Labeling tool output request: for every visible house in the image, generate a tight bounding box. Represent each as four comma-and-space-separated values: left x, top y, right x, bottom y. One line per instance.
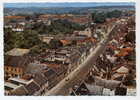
115, 47, 133, 57
115, 87, 127, 95
116, 66, 129, 74
103, 88, 115, 96
111, 62, 130, 81
25, 63, 46, 74
8, 77, 29, 86
9, 85, 28, 95
70, 81, 103, 96
7, 79, 41, 96
60, 40, 72, 46
5, 74, 48, 96
77, 28, 92, 37
24, 63, 49, 95
4, 25, 12, 28
112, 73, 124, 81
25, 80, 40, 95
39, 35, 54, 44
74, 82, 90, 95
43, 68, 57, 89
46, 62, 68, 82
85, 83, 103, 95
4, 48, 30, 79
4, 77, 30, 95
93, 77, 121, 90
12, 27, 24, 32
41, 50, 71, 64
4, 82, 19, 95
32, 73, 48, 95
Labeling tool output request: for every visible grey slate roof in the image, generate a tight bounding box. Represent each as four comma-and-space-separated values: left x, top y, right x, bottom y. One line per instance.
10, 85, 28, 96
25, 80, 40, 95
33, 73, 47, 87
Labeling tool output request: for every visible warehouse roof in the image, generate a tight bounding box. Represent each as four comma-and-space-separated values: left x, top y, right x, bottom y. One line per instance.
6, 48, 30, 56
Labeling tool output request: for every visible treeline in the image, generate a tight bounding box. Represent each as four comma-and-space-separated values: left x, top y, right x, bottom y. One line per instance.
31, 19, 86, 35
92, 10, 122, 23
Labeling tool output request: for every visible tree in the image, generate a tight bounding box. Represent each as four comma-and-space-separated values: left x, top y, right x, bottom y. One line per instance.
31, 19, 86, 35
29, 42, 49, 56
92, 12, 106, 23
4, 28, 41, 52
30, 45, 41, 55
49, 39, 63, 49
106, 10, 122, 18
91, 10, 122, 24
4, 28, 15, 52
22, 30, 41, 48
125, 30, 135, 43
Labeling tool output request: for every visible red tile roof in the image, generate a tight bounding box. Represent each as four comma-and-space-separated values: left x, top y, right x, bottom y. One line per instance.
5, 16, 25, 19
60, 40, 71, 45
115, 47, 133, 57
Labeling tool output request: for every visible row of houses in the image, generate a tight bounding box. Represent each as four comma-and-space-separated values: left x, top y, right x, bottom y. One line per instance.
68, 16, 136, 96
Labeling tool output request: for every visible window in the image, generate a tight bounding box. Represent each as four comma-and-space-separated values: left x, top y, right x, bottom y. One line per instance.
6, 67, 8, 71
19, 69, 22, 73
11, 74, 14, 77
14, 68, 16, 72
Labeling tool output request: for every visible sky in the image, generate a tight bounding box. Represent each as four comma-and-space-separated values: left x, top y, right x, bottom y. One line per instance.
4, 2, 135, 8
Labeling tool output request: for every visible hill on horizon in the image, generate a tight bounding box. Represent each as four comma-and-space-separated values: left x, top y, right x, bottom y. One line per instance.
4, 2, 135, 8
